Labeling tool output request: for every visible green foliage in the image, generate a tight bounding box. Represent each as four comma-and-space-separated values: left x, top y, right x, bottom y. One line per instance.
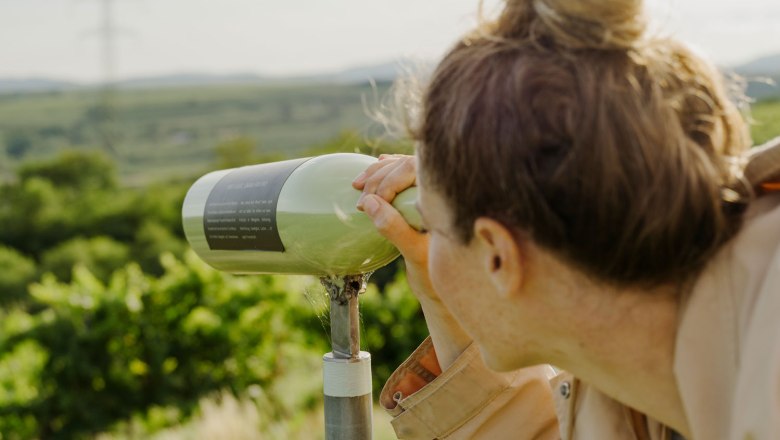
141, 186, 186, 237
40, 236, 130, 282
4, 131, 33, 159
0, 153, 188, 260
0, 246, 36, 306
19, 150, 117, 190
305, 129, 414, 157
131, 221, 187, 276
0, 253, 327, 439
214, 136, 257, 169
751, 99, 780, 145
0, 136, 432, 439
213, 136, 285, 169
0, 248, 429, 439
0, 339, 46, 439
0, 83, 394, 183
0, 177, 64, 255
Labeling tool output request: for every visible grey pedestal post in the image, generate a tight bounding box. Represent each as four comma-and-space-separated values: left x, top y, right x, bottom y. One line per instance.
321, 275, 373, 440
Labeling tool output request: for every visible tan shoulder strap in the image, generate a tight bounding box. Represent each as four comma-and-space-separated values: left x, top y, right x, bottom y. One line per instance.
745, 136, 780, 194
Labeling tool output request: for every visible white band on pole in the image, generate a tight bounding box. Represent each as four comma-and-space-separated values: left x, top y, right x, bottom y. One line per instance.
323, 352, 372, 397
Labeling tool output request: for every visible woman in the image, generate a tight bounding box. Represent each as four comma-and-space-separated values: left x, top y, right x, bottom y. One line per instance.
353, 0, 780, 438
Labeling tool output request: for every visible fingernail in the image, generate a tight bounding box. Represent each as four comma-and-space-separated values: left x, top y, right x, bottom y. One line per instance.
362, 195, 380, 216
356, 193, 365, 210
353, 172, 366, 184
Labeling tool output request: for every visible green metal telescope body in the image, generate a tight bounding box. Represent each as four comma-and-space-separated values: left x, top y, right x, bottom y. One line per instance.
182, 153, 421, 276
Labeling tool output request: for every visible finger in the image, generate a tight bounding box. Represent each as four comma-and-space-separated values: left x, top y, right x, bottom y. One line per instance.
359, 194, 428, 264
352, 158, 399, 189
376, 157, 417, 201
379, 153, 405, 161
360, 163, 397, 199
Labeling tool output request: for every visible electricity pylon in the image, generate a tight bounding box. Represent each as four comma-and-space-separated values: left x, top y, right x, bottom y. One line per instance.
82, 0, 127, 154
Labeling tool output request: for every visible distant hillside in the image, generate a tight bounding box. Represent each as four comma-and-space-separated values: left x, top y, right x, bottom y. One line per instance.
0, 60, 427, 95
118, 73, 269, 89
0, 74, 777, 186
735, 53, 780, 75
0, 78, 77, 94
734, 53, 780, 101
3, 53, 777, 98
743, 78, 779, 102
327, 61, 402, 83
306, 60, 431, 84
0, 81, 396, 184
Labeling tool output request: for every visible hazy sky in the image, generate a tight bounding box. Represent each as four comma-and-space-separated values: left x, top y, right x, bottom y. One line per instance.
1, 0, 779, 82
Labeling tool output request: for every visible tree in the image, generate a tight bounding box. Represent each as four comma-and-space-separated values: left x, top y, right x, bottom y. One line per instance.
213, 136, 258, 169
5, 132, 33, 159
18, 149, 117, 190
305, 130, 414, 157
40, 236, 130, 282
0, 246, 36, 305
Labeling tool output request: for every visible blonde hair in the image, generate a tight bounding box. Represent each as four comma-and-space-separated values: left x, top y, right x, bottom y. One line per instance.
409, 0, 751, 287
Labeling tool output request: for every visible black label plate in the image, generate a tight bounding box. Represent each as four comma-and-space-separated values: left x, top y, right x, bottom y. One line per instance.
203, 158, 309, 251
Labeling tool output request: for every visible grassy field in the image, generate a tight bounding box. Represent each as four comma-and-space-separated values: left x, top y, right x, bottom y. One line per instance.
0, 82, 393, 184
0, 84, 778, 185
751, 98, 780, 145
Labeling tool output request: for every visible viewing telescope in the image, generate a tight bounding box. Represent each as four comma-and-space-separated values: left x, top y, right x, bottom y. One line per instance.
182, 152, 422, 440
182, 153, 421, 276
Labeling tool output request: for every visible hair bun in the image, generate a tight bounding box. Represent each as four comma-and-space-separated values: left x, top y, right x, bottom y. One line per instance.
497, 0, 646, 50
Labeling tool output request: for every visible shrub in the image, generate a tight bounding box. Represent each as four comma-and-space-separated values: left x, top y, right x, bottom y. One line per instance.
131, 221, 186, 276
4, 131, 33, 159
40, 236, 130, 282
304, 130, 414, 157
0, 252, 326, 439
0, 151, 188, 259
0, 177, 68, 256
0, 246, 36, 306
18, 150, 117, 191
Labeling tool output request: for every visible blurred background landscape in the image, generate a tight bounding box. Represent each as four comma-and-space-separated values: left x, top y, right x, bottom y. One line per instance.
1, 0, 779, 438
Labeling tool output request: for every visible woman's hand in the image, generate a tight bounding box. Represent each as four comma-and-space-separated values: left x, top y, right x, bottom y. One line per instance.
353, 154, 434, 300
353, 155, 426, 263
353, 154, 472, 370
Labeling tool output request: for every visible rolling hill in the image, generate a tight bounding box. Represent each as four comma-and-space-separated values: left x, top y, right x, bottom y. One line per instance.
734, 53, 780, 101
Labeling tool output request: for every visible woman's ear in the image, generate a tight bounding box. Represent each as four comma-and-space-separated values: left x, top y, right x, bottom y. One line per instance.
473, 218, 524, 299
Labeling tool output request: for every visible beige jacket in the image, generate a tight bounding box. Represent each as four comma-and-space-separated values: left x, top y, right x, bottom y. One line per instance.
380, 142, 780, 440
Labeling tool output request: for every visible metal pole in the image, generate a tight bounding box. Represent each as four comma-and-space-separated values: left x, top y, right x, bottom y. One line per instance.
97, 0, 117, 153
321, 275, 373, 440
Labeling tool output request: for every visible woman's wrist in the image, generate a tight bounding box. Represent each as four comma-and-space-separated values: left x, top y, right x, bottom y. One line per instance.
404, 264, 472, 369
418, 296, 473, 370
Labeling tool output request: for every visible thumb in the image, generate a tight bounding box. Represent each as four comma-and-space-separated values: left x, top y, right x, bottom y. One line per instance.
360, 194, 427, 263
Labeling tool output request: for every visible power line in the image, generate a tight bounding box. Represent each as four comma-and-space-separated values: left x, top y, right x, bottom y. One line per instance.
82, 0, 131, 154
100, 0, 117, 86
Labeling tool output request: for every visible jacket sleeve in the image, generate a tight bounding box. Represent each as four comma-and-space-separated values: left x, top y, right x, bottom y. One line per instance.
728, 216, 780, 440
379, 337, 560, 439
380, 337, 675, 440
